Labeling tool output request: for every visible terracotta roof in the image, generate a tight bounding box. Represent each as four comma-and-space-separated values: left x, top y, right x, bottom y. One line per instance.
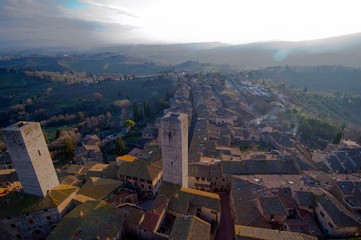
169, 215, 211, 240
125, 207, 144, 225
117, 158, 162, 181
158, 181, 182, 197
73, 194, 94, 206
285, 209, 322, 236
0, 168, 18, 183
78, 177, 122, 200
61, 175, 80, 186
85, 164, 119, 180
127, 148, 143, 156
0, 184, 78, 218
151, 194, 169, 214
335, 181, 361, 196
88, 164, 108, 172
230, 177, 264, 226
317, 193, 361, 228
221, 159, 299, 175
83, 145, 101, 151
235, 225, 318, 240
66, 164, 83, 175
83, 161, 98, 169
181, 188, 220, 200
294, 191, 315, 208
277, 187, 297, 209
140, 211, 162, 232
116, 155, 137, 162
48, 200, 126, 240
167, 188, 221, 214
259, 196, 287, 216
82, 134, 101, 146
188, 163, 222, 178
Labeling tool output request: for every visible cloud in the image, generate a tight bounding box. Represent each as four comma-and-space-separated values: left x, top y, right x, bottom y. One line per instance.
0, 0, 142, 49
81, 0, 137, 18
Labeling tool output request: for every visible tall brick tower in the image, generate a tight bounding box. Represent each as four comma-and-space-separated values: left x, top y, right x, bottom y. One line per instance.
3, 122, 59, 197
160, 112, 188, 188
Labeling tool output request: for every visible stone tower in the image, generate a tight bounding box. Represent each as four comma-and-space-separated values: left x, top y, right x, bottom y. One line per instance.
3, 122, 59, 197
160, 112, 188, 187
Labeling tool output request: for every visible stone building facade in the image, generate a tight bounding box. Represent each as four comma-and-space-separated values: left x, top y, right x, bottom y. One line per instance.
3, 122, 59, 197
160, 112, 188, 188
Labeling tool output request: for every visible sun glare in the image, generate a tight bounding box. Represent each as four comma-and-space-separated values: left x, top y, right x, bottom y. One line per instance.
124, 0, 361, 43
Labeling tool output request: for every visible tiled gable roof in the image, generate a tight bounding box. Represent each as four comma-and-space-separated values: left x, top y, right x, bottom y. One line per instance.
117, 158, 162, 181
78, 177, 122, 200
317, 193, 361, 227
48, 200, 126, 240
169, 215, 211, 240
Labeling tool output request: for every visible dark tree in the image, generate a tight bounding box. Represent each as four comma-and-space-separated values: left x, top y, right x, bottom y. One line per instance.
143, 100, 151, 118
132, 103, 143, 121
333, 132, 342, 144
55, 129, 61, 139
63, 137, 75, 156
115, 137, 125, 155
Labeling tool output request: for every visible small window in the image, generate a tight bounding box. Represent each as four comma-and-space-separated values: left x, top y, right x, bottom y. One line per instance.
149, 186, 152, 190
38, 150, 41, 156
171, 162, 174, 166
320, 211, 325, 217
16, 234, 22, 239
11, 224, 16, 228
47, 216, 51, 220
328, 222, 334, 229
28, 220, 34, 224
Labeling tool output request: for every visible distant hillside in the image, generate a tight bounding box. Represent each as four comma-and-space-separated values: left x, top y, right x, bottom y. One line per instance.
243, 66, 361, 94
93, 42, 229, 65
91, 33, 361, 68
192, 33, 361, 68
3, 33, 361, 68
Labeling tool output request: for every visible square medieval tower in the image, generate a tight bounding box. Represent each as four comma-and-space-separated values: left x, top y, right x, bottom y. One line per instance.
160, 112, 188, 188
3, 122, 59, 197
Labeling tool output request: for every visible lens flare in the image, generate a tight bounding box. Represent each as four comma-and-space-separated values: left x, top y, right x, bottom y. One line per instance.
273, 50, 288, 62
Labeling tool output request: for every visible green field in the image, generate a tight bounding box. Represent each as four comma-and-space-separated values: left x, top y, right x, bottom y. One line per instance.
287, 90, 361, 143
0, 70, 53, 107
0, 70, 172, 127
247, 66, 361, 94
61, 58, 170, 75
293, 92, 361, 128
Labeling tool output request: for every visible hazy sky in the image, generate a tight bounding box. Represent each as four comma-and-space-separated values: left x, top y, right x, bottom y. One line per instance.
1, 0, 361, 48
